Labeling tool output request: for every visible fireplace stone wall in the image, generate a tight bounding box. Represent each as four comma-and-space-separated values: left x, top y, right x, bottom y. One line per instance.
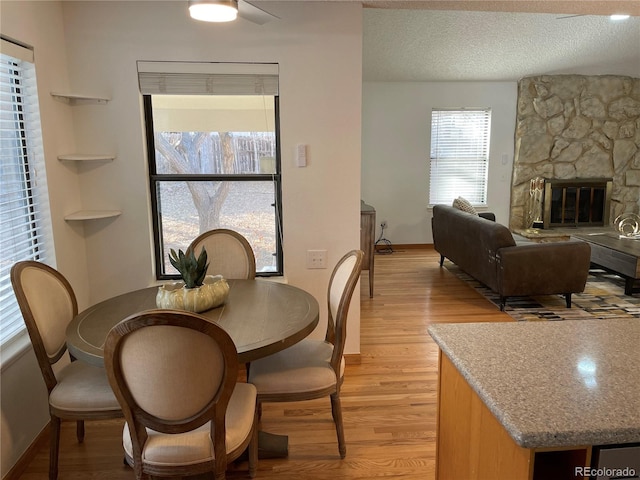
510, 74, 640, 230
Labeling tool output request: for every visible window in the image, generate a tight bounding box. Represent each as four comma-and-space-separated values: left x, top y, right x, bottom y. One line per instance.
429, 108, 491, 206
139, 62, 282, 278
0, 37, 53, 347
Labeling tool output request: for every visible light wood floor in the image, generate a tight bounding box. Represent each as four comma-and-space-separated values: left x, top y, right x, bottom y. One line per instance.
16, 247, 511, 480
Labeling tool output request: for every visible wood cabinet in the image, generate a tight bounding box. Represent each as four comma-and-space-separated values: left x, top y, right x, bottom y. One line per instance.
436, 352, 591, 480
430, 319, 639, 480
360, 201, 375, 297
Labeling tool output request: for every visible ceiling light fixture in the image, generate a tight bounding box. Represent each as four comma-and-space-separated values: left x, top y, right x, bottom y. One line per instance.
610, 14, 630, 21
189, 0, 238, 22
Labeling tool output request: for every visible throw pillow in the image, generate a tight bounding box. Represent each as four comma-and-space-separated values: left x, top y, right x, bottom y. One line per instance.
452, 196, 478, 215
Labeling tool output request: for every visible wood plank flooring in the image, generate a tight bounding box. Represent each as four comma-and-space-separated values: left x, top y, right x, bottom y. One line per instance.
15, 247, 511, 480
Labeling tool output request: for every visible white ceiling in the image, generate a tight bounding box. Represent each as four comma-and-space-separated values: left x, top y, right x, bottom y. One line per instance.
258, 0, 640, 82
362, 9, 640, 82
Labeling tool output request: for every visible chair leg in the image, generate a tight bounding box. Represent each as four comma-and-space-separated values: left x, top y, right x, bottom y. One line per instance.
133, 459, 146, 480
248, 411, 258, 478
49, 416, 61, 480
76, 420, 85, 443
214, 468, 225, 480
330, 393, 346, 459
565, 293, 572, 308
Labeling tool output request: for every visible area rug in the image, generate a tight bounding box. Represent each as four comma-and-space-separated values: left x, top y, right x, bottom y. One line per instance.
444, 262, 640, 322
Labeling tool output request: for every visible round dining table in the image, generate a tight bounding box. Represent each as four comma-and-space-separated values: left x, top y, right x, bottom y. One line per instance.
66, 278, 320, 367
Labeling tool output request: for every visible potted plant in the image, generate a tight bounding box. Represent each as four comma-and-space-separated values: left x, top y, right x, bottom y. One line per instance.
156, 246, 229, 313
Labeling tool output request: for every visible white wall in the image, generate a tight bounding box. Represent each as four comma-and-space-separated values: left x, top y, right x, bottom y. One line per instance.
56, 0, 363, 309
1, 2, 88, 476
362, 81, 517, 244
1, 1, 363, 475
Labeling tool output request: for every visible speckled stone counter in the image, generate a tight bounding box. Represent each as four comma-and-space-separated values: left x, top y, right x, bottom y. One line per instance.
428, 318, 640, 449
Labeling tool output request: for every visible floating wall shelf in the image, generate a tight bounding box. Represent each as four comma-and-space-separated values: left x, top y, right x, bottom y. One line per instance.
50, 92, 110, 105
64, 210, 122, 221
58, 154, 116, 162
55, 92, 120, 225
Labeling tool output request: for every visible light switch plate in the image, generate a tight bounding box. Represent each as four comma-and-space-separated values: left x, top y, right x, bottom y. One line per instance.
306, 249, 327, 269
296, 144, 307, 167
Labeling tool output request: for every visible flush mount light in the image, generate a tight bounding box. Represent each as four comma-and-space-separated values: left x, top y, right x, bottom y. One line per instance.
610, 14, 630, 21
189, 0, 238, 22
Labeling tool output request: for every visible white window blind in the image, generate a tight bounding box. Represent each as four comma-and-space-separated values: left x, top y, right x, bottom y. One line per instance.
0, 38, 53, 347
137, 61, 279, 96
429, 108, 491, 206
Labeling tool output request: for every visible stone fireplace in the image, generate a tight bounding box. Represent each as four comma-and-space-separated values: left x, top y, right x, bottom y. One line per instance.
510, 75, 640, 232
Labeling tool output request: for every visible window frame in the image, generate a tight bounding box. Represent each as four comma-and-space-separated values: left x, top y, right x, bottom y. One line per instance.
143, 94, 284, 280
428, 108, 491, 207
1, 37, 53, 351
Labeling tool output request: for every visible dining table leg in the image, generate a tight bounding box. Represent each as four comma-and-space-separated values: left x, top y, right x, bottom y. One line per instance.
257, 431, 288, 458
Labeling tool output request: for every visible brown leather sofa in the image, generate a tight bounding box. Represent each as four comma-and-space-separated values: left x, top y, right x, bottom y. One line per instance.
431, 204, 591, 310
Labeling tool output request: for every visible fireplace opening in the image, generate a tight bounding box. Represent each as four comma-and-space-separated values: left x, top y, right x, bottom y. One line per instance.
542, 178, 612, 229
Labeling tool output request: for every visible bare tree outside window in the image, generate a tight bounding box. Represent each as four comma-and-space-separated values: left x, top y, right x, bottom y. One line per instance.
155, 131, 275, 231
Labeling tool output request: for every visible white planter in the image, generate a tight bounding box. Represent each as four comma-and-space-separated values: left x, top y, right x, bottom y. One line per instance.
156, 275, 230, 313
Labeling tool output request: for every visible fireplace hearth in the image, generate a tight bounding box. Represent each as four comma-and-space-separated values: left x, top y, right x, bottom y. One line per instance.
542, 178, 612, 229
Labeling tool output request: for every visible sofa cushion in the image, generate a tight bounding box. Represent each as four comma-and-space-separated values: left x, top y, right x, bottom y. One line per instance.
452, 196, 478, 215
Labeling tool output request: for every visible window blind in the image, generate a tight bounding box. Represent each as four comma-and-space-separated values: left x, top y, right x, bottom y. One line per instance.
137, 61, 279, 96
0, 38, 53, 347
429, 108, 491, 206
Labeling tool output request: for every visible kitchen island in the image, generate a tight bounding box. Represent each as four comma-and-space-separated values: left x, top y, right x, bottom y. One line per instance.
428, 318, 640, 480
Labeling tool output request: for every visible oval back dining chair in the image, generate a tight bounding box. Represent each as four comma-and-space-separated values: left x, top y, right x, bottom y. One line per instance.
103, 309, 258, 480
189, 229, 256, 279
247, 249, 364, 458
10, 261, 122, 480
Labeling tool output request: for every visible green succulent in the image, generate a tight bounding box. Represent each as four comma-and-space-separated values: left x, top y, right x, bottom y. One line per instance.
168, 247, 209, 289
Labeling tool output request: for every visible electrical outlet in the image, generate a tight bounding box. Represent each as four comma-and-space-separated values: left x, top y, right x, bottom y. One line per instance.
306, 250, 327, 269
381, 221, 387, 229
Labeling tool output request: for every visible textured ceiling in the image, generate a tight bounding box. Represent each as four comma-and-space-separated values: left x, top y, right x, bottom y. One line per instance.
361, 1, 640, 16
362, 9, 640, 81
258, 1, 639, 82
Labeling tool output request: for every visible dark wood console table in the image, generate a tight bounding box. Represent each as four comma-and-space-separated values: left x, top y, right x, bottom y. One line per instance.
360, 201, 375, 297
572, 232, 640, 295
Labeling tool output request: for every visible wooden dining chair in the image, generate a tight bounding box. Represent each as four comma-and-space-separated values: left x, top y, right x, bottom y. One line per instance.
189, 228, 256, 279
10, 261, 122, 480
103, 309, 258, 480
247, 249, 364, 458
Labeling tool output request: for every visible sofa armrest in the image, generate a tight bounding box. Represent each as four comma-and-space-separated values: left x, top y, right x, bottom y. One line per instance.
478, 212, 496, 222
496, 241, 591, 297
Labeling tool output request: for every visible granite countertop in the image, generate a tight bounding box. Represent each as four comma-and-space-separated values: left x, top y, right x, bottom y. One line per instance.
428, 318, 640, 449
